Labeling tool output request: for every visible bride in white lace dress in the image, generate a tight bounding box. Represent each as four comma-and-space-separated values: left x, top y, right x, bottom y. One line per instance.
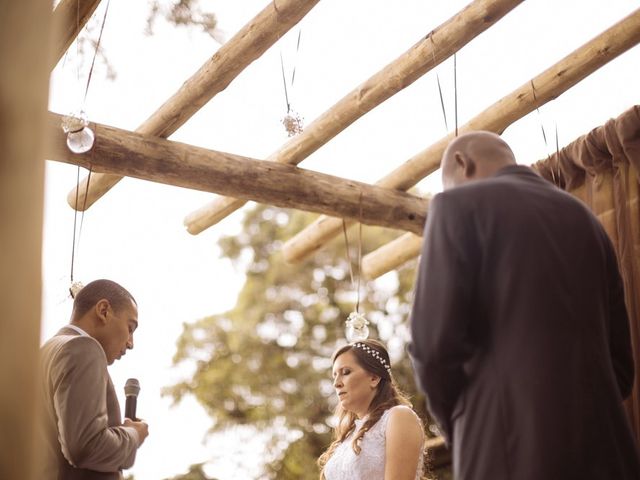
318, 339, 425, 480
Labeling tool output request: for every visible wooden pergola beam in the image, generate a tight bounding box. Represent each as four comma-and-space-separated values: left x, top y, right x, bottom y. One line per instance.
50, 0, 102, 70
361, 233, 425, 279
283, 7, 640, 266
183, 0, 525, 235
66, 0, 321, 210
47, 112, 428, 234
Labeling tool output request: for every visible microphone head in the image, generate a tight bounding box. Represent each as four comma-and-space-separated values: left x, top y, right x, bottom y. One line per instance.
124, 378, 140, 397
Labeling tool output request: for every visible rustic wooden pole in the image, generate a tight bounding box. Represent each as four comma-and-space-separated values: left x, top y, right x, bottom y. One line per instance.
283, 7, 640, 266
48, 112, 428, 233
66, 0, 321, 210
183, 0, 525, 235
50, 0, 102, 70
0, 1, 50, 479
361, 232, 425, 280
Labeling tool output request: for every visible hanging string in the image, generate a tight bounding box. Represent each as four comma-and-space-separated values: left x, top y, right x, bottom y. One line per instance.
279, 29, 303, 114
429, 35, 449, 132
70, 165, 94, 293
70, 168, 81, 285
290, 29, 302, 87
356, 196, 363, 314
68, 0, 110, 296
75, 0, 81, 93
70, 0, 81, 291
551, 123, 562, 186
530, 81, 562, 186
341, 220, 356, 289
279, 30, 304, 136
453, 53, 458, 137
279, 51, 291, 113
76, 167, 93, 247
341, 193, 364, 313
435, 72, 449, 132
530, 80, 550, 151
83, 0, 111, 105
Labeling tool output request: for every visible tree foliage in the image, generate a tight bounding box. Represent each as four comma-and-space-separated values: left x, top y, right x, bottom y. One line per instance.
165, 205, 436, 478
161, 463, 219, 480
65, 0, 219, 82
147, 0, 218, 39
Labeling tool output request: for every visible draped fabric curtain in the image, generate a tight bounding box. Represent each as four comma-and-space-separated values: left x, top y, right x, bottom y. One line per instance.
533, 105, 640, 445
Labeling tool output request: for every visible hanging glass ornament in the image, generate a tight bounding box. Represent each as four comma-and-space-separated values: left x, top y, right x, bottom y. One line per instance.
62, 112, 95, 154
345, 311, 369, 343
69, 281, 84, 299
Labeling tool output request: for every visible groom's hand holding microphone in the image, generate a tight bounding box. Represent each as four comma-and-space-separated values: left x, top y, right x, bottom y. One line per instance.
124, 378, 149, 446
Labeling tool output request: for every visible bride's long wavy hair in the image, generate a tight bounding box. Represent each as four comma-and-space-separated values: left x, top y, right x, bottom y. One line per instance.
317, 339, 414, 479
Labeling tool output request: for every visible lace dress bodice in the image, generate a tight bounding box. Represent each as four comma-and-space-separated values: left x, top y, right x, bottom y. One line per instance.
323, 406, 423, 480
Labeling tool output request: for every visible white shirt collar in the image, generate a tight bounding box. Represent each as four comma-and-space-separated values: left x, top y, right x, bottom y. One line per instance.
66, 324, 90, 337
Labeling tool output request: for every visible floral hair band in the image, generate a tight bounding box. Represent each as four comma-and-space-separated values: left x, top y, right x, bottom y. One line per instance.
352, 342, 392, 376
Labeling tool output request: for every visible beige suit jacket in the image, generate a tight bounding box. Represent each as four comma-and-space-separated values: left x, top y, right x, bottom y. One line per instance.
39, 327, 139, 480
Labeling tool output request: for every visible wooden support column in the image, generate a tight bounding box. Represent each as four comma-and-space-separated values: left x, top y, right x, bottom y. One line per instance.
46, 112, 429, 233
183, 0, 525, 234
284, 7, 640, 268
66, 0, 321, 210
50, 0, 102, 70
0, 1, 50, 479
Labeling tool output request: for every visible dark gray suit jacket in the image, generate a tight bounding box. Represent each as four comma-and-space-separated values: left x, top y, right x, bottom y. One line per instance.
39, 327, 139, 480
409, 165, 640, 479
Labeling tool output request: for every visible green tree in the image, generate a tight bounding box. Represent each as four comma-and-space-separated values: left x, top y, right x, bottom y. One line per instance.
67, 0, 219, 81
165, 204, 443, 478
146, 0, 219, 40
162, 463, 220, 480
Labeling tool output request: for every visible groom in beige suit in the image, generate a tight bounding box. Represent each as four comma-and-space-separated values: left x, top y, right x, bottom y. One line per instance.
39, 279, 149, 479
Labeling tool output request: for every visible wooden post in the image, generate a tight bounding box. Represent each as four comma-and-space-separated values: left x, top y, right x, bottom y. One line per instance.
66, 0, 321, 210
283, 7, 640, 265
183, 0, 526, 234
0, 1, 50, 479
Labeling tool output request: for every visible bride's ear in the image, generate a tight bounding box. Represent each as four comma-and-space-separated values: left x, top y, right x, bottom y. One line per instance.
369, 375, 381, 389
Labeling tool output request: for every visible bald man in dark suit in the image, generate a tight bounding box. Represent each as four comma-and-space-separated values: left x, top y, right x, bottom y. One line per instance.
409, 131, 640, 479
39, 280, 148, 479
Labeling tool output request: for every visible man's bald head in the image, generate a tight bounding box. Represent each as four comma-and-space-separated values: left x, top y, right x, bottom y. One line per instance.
441, 131, 516, 190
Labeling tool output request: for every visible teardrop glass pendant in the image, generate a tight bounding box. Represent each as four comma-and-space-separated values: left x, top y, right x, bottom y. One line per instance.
61, 111, 95, 153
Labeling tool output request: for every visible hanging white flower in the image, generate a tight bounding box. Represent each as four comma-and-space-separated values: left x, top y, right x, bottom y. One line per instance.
281, 110, 304, 137
345, 311, 369, 343
69, 281, 84, 299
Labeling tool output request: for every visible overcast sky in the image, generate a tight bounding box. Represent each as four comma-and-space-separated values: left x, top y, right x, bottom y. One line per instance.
44, 1, 640, 478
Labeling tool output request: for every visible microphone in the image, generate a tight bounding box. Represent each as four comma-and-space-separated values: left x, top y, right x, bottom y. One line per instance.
124, 378, 140, 421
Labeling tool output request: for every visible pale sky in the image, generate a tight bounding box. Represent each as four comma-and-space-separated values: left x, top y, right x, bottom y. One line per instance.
43, 1, 640, 478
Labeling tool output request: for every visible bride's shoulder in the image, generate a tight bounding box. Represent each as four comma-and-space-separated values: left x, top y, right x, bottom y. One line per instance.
385, 405, 423, 431
387, 404, 420, 419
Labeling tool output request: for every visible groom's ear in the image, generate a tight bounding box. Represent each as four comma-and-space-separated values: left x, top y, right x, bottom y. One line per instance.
95, 299, 110, 325
456, 152, 476, 179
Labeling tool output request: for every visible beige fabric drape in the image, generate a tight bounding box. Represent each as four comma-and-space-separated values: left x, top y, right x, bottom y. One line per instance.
534, 105, 640, 444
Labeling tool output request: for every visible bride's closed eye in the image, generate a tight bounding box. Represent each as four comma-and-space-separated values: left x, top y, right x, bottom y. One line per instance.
332, 368, 351, 378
